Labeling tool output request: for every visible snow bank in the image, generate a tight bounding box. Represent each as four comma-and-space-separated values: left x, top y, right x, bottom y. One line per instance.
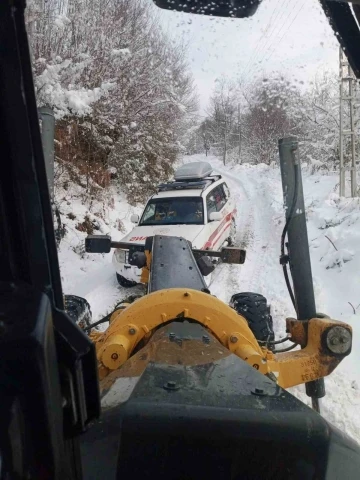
56, 165, 142, 321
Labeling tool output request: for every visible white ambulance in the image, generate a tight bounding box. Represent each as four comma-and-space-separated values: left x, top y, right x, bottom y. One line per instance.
113, 162, 236, 286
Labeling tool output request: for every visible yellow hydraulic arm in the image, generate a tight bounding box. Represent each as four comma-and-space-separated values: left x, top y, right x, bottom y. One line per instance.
92, 288, 352, 389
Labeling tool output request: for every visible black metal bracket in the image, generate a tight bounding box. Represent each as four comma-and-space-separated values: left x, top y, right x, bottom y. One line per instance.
85, 234, 246, 265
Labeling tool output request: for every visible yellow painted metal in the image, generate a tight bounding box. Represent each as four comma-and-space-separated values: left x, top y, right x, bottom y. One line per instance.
268, 317, 351, 388
89, 330, 103, 343
95, 288, 266, 370
99, 334, 131, 369
110, 303, 130, 323
93, 288, 352, 389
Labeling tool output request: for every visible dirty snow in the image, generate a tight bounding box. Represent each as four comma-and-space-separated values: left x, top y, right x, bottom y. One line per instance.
56, 167, 144, 322
58, 154, 360, 444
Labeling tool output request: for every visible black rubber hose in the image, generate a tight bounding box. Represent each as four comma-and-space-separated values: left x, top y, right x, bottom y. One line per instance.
258, 334, 292, 345
280, 162, 300, 312
83, 313, 113, 333
83, 294, 144, 333
283, 263, 296, 310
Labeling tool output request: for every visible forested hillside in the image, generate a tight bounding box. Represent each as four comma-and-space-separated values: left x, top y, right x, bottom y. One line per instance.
26, 0, 198, 205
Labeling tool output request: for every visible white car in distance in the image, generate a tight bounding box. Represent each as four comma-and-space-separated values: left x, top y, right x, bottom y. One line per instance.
112, 161, 237, 287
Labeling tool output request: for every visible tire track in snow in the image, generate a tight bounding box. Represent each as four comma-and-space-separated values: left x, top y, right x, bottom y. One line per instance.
212, 166, 295, 336
214, 167, 267, 293
208, 169, 254, 292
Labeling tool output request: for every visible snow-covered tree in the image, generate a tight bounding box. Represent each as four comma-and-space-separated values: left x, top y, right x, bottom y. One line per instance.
195, 71, 347, 170
295, 71, 340, 172
240, 76, 303, 165
206, 78, 238, 165
26, 0, 198, 204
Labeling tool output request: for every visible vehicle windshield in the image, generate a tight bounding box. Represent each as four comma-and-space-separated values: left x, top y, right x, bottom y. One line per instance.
139, 197, 204, 225
26, 0, 360, 450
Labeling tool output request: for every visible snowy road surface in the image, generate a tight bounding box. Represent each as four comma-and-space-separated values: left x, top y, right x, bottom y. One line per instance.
59, 154, 360, 444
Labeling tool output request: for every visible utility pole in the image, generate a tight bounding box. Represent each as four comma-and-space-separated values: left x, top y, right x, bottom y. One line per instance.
38, 105, 55, 201
223, 113, 228, 166
339, 48, 357, 197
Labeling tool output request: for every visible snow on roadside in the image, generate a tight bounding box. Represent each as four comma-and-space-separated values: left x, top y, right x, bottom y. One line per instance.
56, 167, 142, 322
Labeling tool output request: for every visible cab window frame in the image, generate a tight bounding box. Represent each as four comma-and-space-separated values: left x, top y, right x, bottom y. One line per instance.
206, 184, 227, 221
223, 182, 230, 200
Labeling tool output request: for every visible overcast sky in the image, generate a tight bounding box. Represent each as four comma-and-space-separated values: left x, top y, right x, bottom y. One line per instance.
156, 0, 339, 113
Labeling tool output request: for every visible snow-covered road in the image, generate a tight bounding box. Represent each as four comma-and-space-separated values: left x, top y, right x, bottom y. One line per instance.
59, 154, 360, 444
210, 163, 295, 337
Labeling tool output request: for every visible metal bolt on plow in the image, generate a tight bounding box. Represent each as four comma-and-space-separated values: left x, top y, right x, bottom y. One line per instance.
326, 326, 352, 354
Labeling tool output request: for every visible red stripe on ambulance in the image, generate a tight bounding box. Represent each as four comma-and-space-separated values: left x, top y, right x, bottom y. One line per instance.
202, 209, 236, 250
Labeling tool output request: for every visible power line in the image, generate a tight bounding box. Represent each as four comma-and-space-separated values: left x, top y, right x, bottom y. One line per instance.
240, 0, 287, 76
248, 6, 298, 75
240, 0, 291, 80
249, 0, 307, 77
236, 0, 306, 109
266, 0, 307, 63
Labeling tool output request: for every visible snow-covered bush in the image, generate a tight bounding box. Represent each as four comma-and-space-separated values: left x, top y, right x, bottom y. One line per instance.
26, 0, 197, 205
